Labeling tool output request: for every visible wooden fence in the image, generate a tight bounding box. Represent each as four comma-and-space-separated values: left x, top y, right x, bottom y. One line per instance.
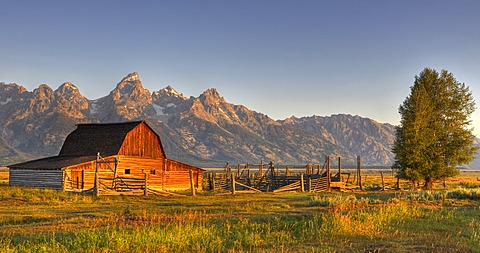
205, 156, 355, 194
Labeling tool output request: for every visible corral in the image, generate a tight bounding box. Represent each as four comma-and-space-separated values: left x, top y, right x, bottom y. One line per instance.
207, 156, 361, 193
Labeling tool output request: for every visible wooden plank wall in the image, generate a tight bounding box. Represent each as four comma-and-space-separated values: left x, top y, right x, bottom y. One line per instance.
9, 169, 63, 189
118, 122, 165, 159
62, 155, 204, 192
63, 159, 114, 192
115, 156, 203, 191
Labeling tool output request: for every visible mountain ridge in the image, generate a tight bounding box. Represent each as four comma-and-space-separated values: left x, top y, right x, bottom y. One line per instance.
1, 73, 478, 168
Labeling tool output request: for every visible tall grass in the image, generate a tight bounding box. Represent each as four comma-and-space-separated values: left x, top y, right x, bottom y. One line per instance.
1, 186, 480, 252
0, 186, 94, 204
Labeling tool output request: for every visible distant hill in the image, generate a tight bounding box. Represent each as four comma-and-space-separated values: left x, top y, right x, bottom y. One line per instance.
0, 136, 35, 165
1, 73, 478, 168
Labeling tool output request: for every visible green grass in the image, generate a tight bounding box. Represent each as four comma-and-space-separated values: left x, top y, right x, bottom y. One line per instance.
1, 185, 480, 252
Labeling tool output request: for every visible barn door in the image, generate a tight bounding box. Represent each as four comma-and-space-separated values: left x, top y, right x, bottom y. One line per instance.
72, 170, 84, 189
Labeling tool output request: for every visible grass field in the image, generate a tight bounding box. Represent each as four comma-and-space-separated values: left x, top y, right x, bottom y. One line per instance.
1, 170, 480, 252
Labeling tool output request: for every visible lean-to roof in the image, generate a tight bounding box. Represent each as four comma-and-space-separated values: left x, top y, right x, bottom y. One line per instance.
9, 155, 96, 170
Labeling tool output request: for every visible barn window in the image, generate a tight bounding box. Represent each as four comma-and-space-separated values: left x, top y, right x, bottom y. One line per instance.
150, 170, 156, 175
125, 169, 131, 174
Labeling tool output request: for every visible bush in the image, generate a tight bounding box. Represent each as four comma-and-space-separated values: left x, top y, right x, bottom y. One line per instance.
446, 188, 480, 200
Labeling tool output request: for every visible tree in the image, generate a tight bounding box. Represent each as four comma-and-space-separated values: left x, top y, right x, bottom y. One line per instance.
393, 67, 477, 189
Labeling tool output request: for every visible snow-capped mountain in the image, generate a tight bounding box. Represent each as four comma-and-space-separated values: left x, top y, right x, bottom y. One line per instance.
0, 72, 428, 167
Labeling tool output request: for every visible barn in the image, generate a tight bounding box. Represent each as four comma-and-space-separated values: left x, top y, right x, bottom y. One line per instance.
8, 121, 204, 194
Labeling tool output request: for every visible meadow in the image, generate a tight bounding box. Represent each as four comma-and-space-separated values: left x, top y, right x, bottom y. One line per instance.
1, 169, 480, 252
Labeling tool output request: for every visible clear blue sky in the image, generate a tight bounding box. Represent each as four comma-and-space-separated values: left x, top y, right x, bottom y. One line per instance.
2, 0, 480, 135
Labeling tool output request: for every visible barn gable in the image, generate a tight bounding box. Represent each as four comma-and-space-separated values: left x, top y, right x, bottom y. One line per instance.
59, 121, 166, 158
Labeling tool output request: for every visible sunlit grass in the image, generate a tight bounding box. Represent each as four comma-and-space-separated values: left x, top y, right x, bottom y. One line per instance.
1, 170, 480, 252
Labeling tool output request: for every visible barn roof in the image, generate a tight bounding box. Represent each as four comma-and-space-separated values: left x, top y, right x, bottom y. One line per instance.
9, 155, 96, 170
9, 120, 169, 170
59, 120, 162, 157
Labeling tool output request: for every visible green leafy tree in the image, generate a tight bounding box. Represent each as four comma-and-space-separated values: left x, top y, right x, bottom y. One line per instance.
393, 68, 477, 189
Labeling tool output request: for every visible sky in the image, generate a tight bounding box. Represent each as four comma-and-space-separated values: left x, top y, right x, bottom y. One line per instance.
2, 0, 480, 135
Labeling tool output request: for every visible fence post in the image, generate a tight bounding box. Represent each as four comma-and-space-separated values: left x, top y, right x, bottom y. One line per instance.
231, 173, 236, 195
300, 174, 305, 192
269, 161, 275, 191
144, 173, 148, 196
380, 171, 385, 191
189, 170, 196, 196
338, 157, 342, 176
259, 161, 263, 179
95, 153, 100, 197
212, 172, 216, 191
326, 156, 331, 191
357, 156, 363, 190
246, 163, 251, 186
208, 172, 212, 190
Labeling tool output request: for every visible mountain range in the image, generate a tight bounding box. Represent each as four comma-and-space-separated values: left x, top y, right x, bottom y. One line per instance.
1, 72, 478, 168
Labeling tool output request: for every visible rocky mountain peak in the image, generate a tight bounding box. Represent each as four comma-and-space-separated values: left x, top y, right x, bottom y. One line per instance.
202, 88, 220, 97
199, 88, 224, 105
33, 84, 54, 99
92, 72, 153, 121
111, 72, 150, 101
55, 82, 81, 98
0, 83, 28, 107
282, 116, 298, 124
53, 82, 89, 115
153, 85, 186, 100
0, 82, 27, 94
121, 72, 140, 83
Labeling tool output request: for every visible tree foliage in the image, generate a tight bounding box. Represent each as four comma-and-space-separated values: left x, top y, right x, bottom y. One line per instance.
393, 68, 477, 188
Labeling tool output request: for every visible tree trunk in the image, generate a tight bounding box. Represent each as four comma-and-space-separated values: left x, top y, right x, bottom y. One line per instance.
424, 179, 434, 190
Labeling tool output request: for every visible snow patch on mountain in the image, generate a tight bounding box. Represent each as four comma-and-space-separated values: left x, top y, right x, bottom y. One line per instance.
89, 100, 100, 114
122, 72, 140, 82
163, 86, 178, 95
0, 97, 12, 105
63, 82, 77, 90
152, 103, 167, 116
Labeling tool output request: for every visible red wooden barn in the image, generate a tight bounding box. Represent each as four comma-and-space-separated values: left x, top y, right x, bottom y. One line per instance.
8, 121, 204, 194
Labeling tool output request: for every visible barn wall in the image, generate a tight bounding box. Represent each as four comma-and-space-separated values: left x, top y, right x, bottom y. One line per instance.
118, 122, 165, 159
64, 161, 96, 192
163, 159, 203, 191
63, 158, 119, 192
62, 155, 204, 193
9, 169, 63, 189
116, 156, 204, 191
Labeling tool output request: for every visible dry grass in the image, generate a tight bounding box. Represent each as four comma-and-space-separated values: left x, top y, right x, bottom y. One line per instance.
1, 170, 480, 252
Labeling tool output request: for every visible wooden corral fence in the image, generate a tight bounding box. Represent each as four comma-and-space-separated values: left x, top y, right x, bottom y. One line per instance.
206, 156, 360, 194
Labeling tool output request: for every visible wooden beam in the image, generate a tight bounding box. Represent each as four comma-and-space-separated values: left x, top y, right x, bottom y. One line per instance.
189, 170, 196, 196
234, 181, 262, 193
